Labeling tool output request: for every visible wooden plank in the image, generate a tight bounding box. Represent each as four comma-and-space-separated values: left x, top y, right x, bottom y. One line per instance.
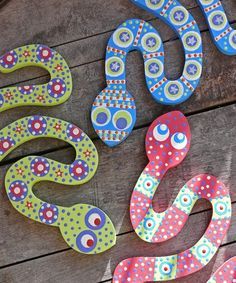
0, 104, 235, 267
0, 0, 200, 52
0, 26, 236, 163
0, 208, 235, 283
0, 1, 235, 87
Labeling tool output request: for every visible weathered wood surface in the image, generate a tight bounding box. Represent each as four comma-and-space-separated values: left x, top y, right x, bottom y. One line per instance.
0, 0, 235, 282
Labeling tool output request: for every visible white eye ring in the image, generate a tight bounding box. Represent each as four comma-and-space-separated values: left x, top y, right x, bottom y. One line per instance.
153, 124, 169, 141
171, 132, 187, 150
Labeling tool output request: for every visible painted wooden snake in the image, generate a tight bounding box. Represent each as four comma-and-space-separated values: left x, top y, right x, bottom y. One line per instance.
0, 44, 116, 254
113, 111, 232, 282
92, 0, 236, 147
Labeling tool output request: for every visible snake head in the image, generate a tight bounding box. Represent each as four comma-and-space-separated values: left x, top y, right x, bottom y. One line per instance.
91, 87, 136, 147
145, 111, 191, 169
59, 205, 116, 254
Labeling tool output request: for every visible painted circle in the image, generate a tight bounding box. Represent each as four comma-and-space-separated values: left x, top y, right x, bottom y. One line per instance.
66, 124, 85, 142
47, 78, 66, 98
39, 203, 59, 225
113, 27, 134, 48
106, 57, 124, 77
198, 0, 214, 5
153, 124, 170, 142
145, 0, 164, 10
143, 177, 155, 191
91, 107, 111, 127
85, 208, 106, 230
28, 116, 47, 135
196, 243, 211, 258
69, 159, 89, 181
145, 58, 163, 78
0, 50, 18, 68
229, 31, 236, 49
164, 81, 184, 101
18, 85, 35, 95
159, 262, 173, 275
208, 11, 227, 31
76, 230, 97, 253
30, 157, 50, 177
180, 194, 192, 207
170, 6, 189, 26
36, 45, 54, 62
8, 180, 28, 202
0, 136, 15, 155
144, 218, 156, 231
112, 110, 132, 131
215, 201, 227, 216
171, 132, 187, 150
141, 32, 162, 53
184, 60, 202, 81
183, 31, 202, 51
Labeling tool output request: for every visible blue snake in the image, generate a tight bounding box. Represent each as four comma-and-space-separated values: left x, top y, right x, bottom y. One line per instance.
91, 0, 235, 148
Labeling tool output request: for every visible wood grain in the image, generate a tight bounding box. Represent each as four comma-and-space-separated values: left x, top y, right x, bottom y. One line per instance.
0, 26, 236, 163
0, 104, 235, 269
0, 0, 235, 282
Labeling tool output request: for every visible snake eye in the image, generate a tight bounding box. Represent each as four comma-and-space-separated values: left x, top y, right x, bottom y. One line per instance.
91, 107, 111, 127
76, 230, 97, 253
171, 132, 187, 150
153, 124, 169, 141
85, 208, 106, 230
112, 110, 133, 130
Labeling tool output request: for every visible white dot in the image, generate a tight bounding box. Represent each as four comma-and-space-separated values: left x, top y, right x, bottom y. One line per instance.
37, 164, 44, 171
14, 187, 21, 194
73, 128, 79, 135
42, 50, 49, 56
34, 122, 40, 129
7, 55, 13, 62
54, 84, 60, 91
76, 167, 82, 174
46, 211, 53, 218
3, 141, 9, 149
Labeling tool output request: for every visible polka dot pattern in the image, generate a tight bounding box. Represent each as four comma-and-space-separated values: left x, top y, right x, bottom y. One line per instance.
3, 116, 116, 255
0, 44, 72, 112
113, 257, 156, 283
113, 111, 232, 282
92, 4, 203, 147
206, 257, 236, 283
198, 0, 236, 55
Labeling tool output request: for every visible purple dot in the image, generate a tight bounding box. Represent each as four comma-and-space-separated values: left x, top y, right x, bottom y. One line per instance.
96, 112, 107, 124
116, 117, 127, 129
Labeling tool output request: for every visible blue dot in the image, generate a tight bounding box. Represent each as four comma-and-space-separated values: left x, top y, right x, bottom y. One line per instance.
116, 117, 127, 129
96, 112, 107, 124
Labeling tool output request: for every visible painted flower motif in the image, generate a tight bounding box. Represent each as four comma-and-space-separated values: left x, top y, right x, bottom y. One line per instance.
0, 50, 18, 68
69, 159, 89, 181
39, 203, 59, 225
8, 180, 28, 202
30, 157, 50, 177
47, 78, 66, 98
18, 85, 35, 95
36, 45, 54, 62
28, 116, 47, 135
66, 124, 84, 142
0, 136, 15, 155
